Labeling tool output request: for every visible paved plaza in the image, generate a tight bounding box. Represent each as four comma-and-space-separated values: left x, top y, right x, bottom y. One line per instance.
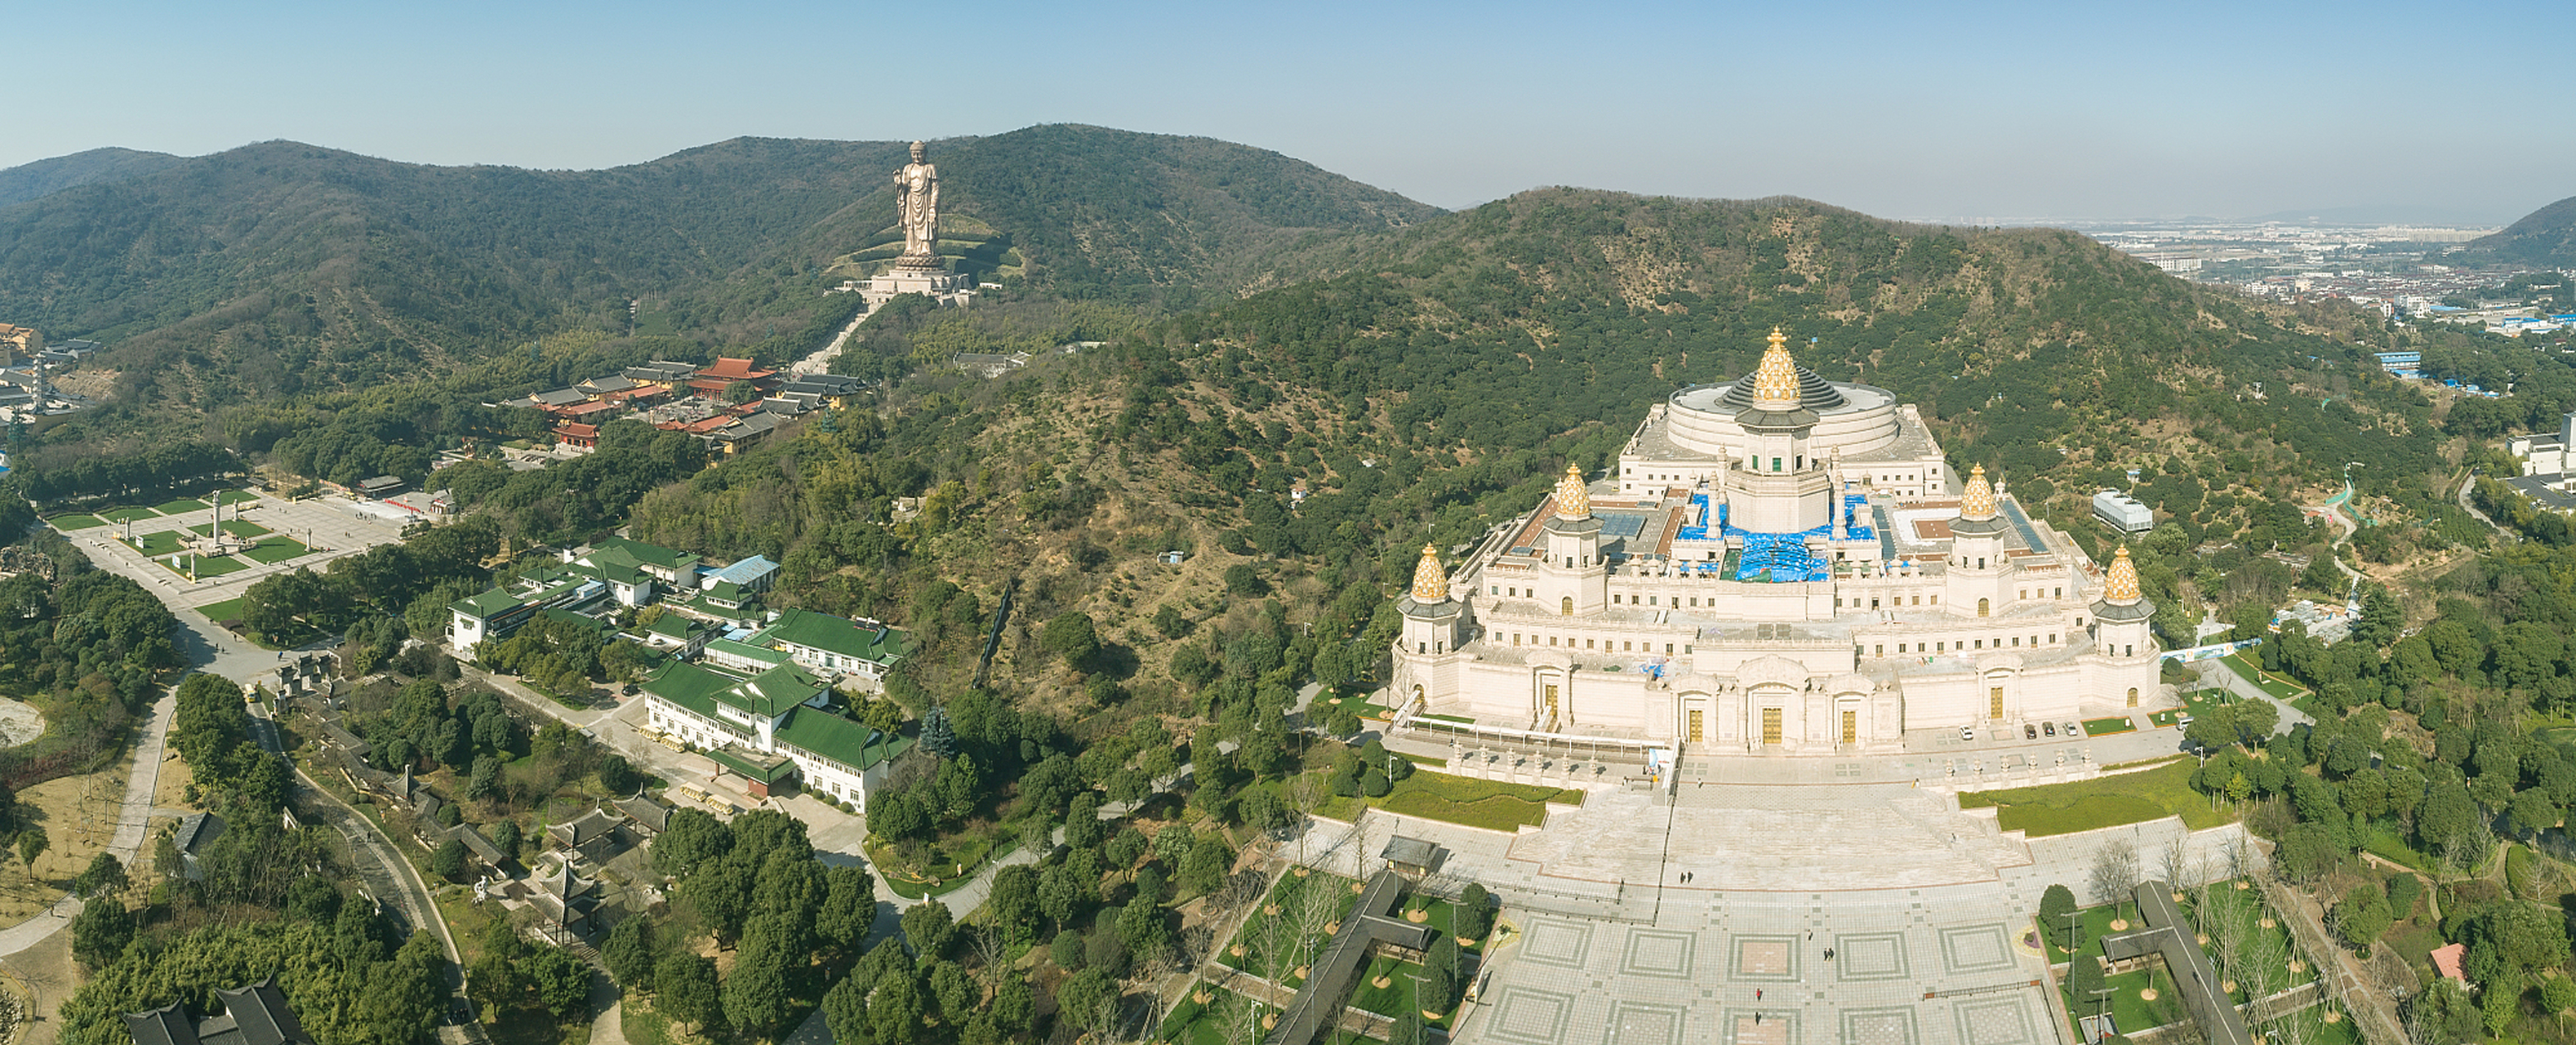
59, 490, 413, 612
1311, 723, 2258, 1045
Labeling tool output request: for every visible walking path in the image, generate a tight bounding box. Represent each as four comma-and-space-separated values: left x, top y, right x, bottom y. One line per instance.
2457, 473, 2517, 544
2193, 660, 2313, 733
2260, 878, 2406, 1045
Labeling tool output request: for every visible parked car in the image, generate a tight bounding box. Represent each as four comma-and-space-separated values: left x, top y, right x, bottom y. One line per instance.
2177, 713, 2195, 727
2023, 723, 2038, 740
2042, 721, 2057, 737
1960, 725, 1975, 741
2066, 722, 2082, 738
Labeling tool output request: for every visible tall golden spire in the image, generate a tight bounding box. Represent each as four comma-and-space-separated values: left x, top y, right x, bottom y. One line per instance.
1552, 464, 1592, 520
1959, 464, 1996, 520
1409, 544, 1449, 602
2103, 545, 2141, 603
1751, 327, 1802, 410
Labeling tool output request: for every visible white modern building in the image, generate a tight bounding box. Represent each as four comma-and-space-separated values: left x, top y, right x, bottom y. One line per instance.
1390, 330, 2166, 753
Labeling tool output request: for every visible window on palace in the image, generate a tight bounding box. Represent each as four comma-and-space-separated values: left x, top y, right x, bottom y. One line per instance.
1613, 594, 1622, 604
1875, 644, 1884, 656
1665, 643, 1675, 654
1912, 595, 1920, 606
1772, 456, 1783, 472
1549, 636, 1558, 646
1512, 634, 1521, 646
1871, 598, 1880, 608
2011, 637, 2020, 647
1974, 639, 1983, 649
2049, 633, 2058, 643
1930, 595, 1938, 604
1938, 642, 1946, 652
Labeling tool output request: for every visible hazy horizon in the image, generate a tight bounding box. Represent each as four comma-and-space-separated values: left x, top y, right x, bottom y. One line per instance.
8, 0, 2569, 225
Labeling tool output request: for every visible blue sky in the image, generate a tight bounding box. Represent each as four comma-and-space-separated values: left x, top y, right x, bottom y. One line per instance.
9, 0, 2569, 223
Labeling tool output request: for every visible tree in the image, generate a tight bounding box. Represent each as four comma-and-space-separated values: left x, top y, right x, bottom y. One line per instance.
920, 705, 958, 758
432, 837, 468, 883
76, 852, 127, 899
724, 914, 796, 1037
903, 899, 956, 959
1042, 611, 1100, 668
70, 897, 133, 967
601, 916, 658, 994
1181, 834, 1234, 898
1457, 882, 1493, 942
2068, 943, 2108, 1007
528, 945, 592, 1021
1054, 967, 1119, 1044
817, 864, 877, 957
2331, 884, 2391, 949
2542, 975, 2576, 1034
1387, 1011, 1426, 1045
2087, 839, 2138, 909
656, 953, 722, 1035
2038, 883, 2077, 949
1421, 936, 1460, 1014
597, 754, 643, 794
2230, 700, 2279, 746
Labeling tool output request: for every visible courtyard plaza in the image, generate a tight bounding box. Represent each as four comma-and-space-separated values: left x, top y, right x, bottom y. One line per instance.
1299, 718, 2258, 1045
60, 490, 412, 614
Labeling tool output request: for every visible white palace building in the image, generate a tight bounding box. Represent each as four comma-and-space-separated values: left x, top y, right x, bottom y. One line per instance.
1391, 330, 2163, 753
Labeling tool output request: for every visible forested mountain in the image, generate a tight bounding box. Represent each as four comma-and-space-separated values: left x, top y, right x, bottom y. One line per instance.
2467, 193, 2576, 267
0, 146, 183, 210
0, 126, 1433, 412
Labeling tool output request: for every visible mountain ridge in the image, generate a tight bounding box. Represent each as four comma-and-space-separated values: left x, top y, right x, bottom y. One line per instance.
2466, 193, 2576, 267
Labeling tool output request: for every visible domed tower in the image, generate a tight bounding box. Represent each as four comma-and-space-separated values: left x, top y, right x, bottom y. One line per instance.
1945, 465, 2014, 616
2091, 545, 2156, 660
1727, 329, 1837, 533
1394, 544, 1467, 711
1534, 465, 1608, 616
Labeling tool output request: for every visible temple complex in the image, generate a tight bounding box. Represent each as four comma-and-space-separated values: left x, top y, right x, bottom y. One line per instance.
1391, 330, 2164, 752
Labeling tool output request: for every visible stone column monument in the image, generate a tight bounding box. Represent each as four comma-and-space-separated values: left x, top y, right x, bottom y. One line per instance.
856, 140, 976, 309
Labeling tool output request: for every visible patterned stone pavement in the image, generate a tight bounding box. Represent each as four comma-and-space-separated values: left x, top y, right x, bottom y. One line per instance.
1297, 732, 2262, 1045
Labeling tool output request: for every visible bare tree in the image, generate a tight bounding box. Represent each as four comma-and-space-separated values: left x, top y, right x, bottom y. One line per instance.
971, 924, 1010, 994
2089, 838, 2141, 910
1286, 772, 1326, 869
2160, 840, 2190, 893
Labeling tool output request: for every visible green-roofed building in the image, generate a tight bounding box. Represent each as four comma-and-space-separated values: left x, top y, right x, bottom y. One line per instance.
589, 536, 701, 586
447, 567, 605, 660
744, 607, 913, 685
639, 659, 910, 807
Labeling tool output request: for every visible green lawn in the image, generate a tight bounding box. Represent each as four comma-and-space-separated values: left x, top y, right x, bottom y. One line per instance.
2081, 716, 2138, 736
2220, 652, 2311, 700
1960, 756, 2235, 835
1156, 984, 1375, 1045
130, 531, 185, 555
99, 506, 159, 523
240, 536, 310, 564
154, 553, 252, 578
1315, 768, 1582, 832
219, 518, 273, 538
153, 497, 209, 515
213, 489, 260, 505
196, 598, 248, 623
47, 514, 106, 531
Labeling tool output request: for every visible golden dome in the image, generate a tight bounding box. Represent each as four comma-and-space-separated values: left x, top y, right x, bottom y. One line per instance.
1409, 544, 1449, 603
1959, 464, 1996, 519
1751, 327, 1803, 409
1552, 464, 1591, 520
2104, 545, 2142, 603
